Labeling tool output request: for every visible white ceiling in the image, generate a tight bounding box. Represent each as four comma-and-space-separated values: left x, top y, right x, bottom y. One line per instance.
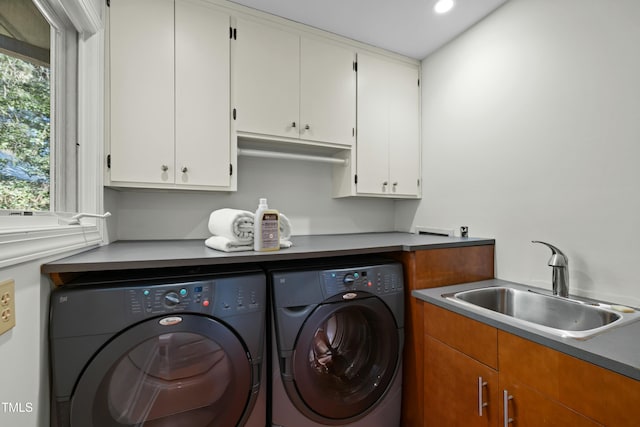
229, 0, 508, 59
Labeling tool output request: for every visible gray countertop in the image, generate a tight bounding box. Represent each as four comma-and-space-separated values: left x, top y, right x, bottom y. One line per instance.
413, 279, 640, 381
42, 232, 494, 273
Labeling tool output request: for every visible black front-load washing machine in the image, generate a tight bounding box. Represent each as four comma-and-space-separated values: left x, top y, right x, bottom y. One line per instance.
49, 270, 267, 427
269, 259, 404, 427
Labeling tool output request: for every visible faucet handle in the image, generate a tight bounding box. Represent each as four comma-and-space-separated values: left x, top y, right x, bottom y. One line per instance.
532, 241, 568, 267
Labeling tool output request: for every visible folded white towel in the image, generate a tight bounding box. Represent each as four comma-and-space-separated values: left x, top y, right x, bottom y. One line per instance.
279, 213, 292, 242
208, 208, 254, 245
205, 208, 294, 252
204, 235, 253, 252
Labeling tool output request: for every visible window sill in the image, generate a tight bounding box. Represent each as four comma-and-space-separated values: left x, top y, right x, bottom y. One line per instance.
0, 224, 102, 269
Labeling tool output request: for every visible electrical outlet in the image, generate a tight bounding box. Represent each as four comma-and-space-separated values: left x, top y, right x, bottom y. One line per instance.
0, 279, 16, 335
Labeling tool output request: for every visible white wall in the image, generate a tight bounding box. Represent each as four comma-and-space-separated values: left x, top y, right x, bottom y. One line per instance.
397, 0, 640, 305
109, 155, 396, 240
0, 260, 55, 427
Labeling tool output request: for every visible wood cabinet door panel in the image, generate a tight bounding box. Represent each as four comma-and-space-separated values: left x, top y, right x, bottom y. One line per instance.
499, 330, 640, 426
424, 336, 499, 427
500, 377, 602, 427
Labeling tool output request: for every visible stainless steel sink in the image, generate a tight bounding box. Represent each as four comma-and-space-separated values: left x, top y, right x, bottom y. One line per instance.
443, 286, 640, 339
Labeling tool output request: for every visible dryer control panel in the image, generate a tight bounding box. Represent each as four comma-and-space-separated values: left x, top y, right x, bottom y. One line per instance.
321, 263, 403, 298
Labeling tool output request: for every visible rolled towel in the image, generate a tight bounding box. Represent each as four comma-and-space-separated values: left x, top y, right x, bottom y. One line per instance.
205, 235, 253, 253
279, 213, 293, 248
208, 208, 254, 245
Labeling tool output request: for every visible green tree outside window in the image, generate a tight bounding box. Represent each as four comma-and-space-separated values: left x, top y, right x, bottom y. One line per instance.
0, 52, 50, 211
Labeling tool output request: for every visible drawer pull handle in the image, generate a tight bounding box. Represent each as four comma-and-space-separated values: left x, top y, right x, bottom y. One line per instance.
503, 390, 514, 426
478, 377, 488, 417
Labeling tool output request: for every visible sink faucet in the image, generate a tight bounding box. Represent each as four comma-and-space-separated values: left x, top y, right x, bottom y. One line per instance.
532, 241, 569, 297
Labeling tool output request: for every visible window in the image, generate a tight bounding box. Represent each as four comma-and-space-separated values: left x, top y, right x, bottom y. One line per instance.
0, 51, 51, 210
0, 0, 71, 212
0, 0, 104, 267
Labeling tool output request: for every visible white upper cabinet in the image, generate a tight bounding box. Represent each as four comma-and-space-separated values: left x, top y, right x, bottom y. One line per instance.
107, 1, 418, 197
108, 0, 232, 190
354, 52, 421, 197
300, 37, 356, 147
234, 19, 356, 147
233, 18, 300, 140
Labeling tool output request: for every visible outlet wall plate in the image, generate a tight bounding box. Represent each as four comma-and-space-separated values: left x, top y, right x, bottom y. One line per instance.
0, 279, 16, 335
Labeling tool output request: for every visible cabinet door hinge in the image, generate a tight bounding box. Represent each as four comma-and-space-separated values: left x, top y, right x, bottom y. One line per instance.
232, 108, 237, 120
354, 174, 358, 184
107, 154, 111, 169
230, 163, 233, 176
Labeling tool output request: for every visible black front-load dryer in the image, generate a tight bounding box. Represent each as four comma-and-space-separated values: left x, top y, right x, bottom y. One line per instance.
269, 260, 404, 427
49, 271, 266, 427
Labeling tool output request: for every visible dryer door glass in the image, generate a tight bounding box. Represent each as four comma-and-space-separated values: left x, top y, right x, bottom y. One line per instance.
70, 315, 252, 427
291, 297, 399, 420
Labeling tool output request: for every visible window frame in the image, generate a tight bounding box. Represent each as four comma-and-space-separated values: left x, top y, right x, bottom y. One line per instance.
0, 0, 105, 267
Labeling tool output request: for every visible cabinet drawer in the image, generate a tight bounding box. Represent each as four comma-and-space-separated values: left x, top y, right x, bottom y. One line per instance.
424, 303, 498, 369
498, 331, 640, 426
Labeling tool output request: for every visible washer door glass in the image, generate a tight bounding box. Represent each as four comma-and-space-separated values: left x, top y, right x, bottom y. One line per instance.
292, 297, 399, 420
70, 315, 251, 427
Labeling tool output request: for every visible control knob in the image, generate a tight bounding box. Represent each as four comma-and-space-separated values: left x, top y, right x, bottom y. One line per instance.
164, 291, 180, 307
343, 274, 355, 285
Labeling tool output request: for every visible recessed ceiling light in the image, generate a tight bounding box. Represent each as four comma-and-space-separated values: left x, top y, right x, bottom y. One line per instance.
434, 0, 455, 15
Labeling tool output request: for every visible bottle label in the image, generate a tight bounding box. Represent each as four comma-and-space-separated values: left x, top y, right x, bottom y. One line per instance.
260, 214, 279, 249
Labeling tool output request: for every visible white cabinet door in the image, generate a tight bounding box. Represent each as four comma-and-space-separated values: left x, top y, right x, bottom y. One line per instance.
356, 53, 392, 195
109, 0, 231, 189
234, 19, 299, 139
300, 38, 356, 146
175, 1, 230, 187
388, 60, 420, 196
355, 52, 420, 197
110, 0, 174, 184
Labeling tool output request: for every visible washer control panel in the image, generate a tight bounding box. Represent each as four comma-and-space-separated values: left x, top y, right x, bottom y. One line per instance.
127, 274, 264, 318
321, 263, 403, 298
128, 282, 215, 316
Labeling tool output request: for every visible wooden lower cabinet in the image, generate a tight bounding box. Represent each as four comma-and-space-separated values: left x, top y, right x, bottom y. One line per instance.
425, 336, 499, 426
422, 303, 639, 426
394, 244, 495, 426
